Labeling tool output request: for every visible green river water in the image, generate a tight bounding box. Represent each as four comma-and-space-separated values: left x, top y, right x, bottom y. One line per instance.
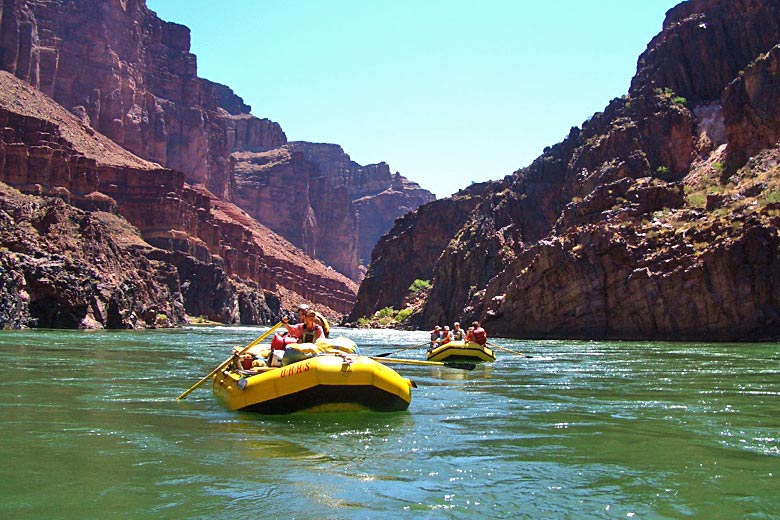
0, 326, 778, 519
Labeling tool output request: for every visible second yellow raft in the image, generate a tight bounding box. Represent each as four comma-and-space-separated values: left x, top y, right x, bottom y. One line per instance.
427, 340, 496, 363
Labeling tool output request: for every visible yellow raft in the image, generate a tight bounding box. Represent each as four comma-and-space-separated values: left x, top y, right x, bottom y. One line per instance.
427, 340, 496, 363
212, 338, 414, 414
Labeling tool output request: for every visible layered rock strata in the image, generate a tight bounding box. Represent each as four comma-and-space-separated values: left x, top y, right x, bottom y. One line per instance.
355, 0, 780, 341
231, 142, 435, 280
0, 0, 434, 283
347, 183, 490, 323
0, 70, 357, 327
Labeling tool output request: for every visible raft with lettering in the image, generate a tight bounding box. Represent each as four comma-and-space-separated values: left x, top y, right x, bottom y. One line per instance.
212, 337, 415, 414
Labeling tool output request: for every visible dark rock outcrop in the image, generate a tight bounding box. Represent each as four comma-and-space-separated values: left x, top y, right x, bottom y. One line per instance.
348, 182, 489, 323
356, 0, 780, 341
723, 44, 780, 171
630, 0, 780, 103
0, 182, 186, 328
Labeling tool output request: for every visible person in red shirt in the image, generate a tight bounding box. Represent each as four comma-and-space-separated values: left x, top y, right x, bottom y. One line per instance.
470, 321, 487, 346
296, 303, 331, 338
282, 310, 324, 344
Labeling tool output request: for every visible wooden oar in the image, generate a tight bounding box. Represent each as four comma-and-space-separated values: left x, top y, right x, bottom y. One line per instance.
375, 341, 430, 357
369, 356, 476, 371
176, 321, 283, 400
487, 341, 532, 358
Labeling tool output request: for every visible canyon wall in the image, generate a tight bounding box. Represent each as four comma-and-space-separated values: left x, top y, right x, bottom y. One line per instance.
355, 0, 780, 341
0, 0, 433, 283
0, 70, 356, 327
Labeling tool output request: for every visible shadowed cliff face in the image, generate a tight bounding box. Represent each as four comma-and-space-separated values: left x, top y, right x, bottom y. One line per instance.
1, 0, 286, 198
630, 0, 780, 103
347, 183, 489, 324
0, 70, 357, 326
0, 0, 433, 285
0, 183, 186, 329
356, 0, 780, 341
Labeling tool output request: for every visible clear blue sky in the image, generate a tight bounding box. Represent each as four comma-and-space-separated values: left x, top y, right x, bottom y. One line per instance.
147, 1, 680, 198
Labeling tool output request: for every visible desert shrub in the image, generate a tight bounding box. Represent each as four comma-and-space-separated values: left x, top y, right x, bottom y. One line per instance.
408, 279, 430, 294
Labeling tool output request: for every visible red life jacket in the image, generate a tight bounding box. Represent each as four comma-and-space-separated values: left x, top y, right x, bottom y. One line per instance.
471, 327, 487, 345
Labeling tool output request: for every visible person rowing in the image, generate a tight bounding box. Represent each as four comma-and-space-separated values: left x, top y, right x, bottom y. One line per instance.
296, 303, 330, 338
283, 309, 324, 344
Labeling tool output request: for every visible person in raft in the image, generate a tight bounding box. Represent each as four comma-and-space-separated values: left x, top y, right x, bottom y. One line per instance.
451, 321, 466, 341
469, 321, 488, 346
440, 325, 454, 345
282, 309, 324, 344
429, 325, 443, 351
296, 303, 331, 338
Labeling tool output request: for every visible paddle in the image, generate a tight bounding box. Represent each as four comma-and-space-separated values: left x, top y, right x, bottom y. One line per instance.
176, 321, 283, 400
375, 341, 430, 357
369, 356, 476, 371
487, 341, 532, 358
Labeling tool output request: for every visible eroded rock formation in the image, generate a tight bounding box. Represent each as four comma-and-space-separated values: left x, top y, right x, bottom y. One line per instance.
0, 70, 356, 327
355, 0, 780, 341
232, 142, 434, 280
0, 0, 433, 283
347, 182, 490, 323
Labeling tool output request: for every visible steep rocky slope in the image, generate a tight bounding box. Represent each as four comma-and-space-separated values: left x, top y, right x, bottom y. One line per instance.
347, 182, 491, 323
0, 70, 356, 327
231, 142, 433, 280
0, 0, 433, 282
355, 0, 780, 341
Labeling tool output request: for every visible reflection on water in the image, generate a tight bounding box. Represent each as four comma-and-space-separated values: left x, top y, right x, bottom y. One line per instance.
0, 327, 778, 518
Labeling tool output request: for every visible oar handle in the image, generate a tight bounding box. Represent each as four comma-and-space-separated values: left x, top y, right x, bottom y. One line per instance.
370, 356, 476, 371
487, 341, 532, 358
176, 321, 283, 400
375, 341, 430, 357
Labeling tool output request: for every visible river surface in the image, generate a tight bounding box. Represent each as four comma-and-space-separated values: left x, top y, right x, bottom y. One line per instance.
1, 326, 778, 519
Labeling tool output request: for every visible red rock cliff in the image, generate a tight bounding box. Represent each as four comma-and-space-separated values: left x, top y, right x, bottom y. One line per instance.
0, 70, 357, 327
0, 0, 433, 283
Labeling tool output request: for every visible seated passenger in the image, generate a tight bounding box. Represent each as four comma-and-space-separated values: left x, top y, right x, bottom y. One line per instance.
452, 321, 466, 341
282, 310, 324, 344
470, 321, 488, 346
429, 325, 443, 351
296, 303, 331, 338
441, 325, 453, 345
